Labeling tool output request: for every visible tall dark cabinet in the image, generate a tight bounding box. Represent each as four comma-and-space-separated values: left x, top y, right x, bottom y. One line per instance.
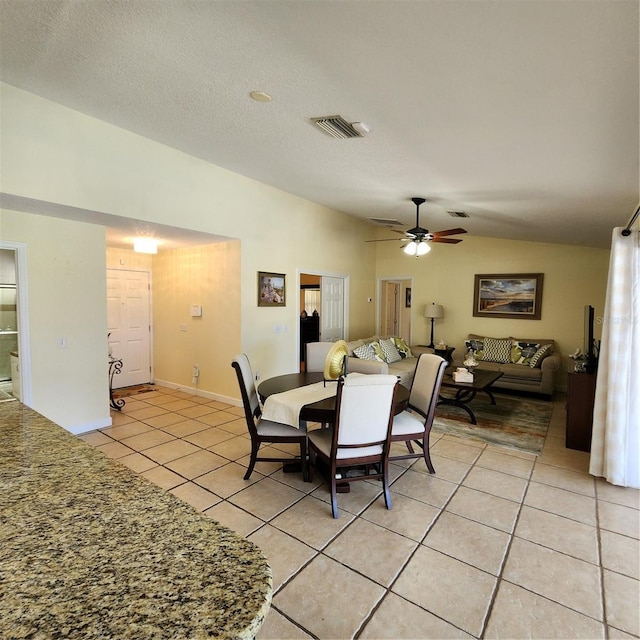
300, 316, 320, 363
566, 372, 597, 452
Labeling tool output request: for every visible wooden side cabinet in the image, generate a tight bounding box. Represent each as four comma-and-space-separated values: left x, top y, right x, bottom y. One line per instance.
566, 372, 596, 452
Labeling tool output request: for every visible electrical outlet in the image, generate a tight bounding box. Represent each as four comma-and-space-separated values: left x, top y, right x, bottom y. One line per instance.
255, 371, 260, 381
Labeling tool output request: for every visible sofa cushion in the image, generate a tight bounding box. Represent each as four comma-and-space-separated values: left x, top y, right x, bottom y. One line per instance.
529, 343, 553, 368
482, 337, 512, 363
511, 341, 540, 365
387, 357, 419, 386
499, 362, 543, 381
380, 338, 402, 363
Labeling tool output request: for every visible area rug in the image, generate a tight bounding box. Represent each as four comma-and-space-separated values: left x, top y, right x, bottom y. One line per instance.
432, 392, 553, 455
112, 384, 155, 398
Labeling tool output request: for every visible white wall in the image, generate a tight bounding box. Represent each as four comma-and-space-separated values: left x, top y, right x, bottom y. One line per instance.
0, 209, 110, 432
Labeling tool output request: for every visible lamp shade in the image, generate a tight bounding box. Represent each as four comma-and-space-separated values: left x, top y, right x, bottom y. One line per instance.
424, 303, 444, 319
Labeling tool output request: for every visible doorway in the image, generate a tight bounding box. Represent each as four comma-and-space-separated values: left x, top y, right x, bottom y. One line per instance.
0, 241, 30, 404
298, 271, 348, 369
107, 268, 152, 388
379, 278, 412, 341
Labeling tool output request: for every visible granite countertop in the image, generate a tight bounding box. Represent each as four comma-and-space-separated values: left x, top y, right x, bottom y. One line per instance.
0, 402, 272, 639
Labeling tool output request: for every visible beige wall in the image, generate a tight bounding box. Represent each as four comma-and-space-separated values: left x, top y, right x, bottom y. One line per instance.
376, 234, 609, 388
151, 242, 241, 399
0, 83, 378, 430
0, 209, 110, 431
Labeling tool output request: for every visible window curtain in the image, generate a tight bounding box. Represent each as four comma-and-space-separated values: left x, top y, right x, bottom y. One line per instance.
304, 290, 320, 315
589, 226, 640, 488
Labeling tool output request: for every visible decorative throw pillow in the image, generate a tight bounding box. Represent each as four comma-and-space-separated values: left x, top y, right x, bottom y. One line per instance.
464, 338, 485, 360
345, 339, 364, 356
482, 337, 512, 363
529, 343, 552, 368
353, 343, 379, 361
380, 338, 402, 363
511, 341, 540, 365
369, 341, 386, 362
392, 336, 413, 358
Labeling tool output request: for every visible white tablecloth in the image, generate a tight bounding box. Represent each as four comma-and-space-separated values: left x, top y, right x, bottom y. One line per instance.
261, 381, 337, 428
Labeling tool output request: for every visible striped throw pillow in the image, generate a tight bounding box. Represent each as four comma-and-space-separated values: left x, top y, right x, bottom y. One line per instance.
482, 337, 512, 363
380, 338, 402, 363
353, 343, 383, 362
529, 343, 552, 368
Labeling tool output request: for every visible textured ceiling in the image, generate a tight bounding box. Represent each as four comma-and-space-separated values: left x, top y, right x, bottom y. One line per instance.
0, 0, 638, 249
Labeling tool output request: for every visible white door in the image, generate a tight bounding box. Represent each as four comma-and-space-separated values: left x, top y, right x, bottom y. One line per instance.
321, 276, 345, 342
107, 269, 151, 388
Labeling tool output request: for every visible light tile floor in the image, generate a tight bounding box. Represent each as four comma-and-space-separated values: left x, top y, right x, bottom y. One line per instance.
80, 385, 640, 639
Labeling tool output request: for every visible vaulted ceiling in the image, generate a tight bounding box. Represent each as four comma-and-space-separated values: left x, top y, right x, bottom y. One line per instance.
1, 0, 638, 249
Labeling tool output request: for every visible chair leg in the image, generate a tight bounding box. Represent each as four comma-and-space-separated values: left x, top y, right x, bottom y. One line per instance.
329, 463, 339, 519
423, 443, 436, 474
382, 460, 392, 511
299, 440, 310, 482
405, 440, 416, 454
244, 441, 259, 480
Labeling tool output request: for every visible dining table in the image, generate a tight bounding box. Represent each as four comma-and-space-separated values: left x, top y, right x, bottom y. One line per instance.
257, 372, 410, 491
257, 371, 410, 428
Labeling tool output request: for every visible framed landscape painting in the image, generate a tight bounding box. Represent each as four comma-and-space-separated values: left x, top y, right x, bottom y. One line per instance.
258, 272, 286, 307
473, 273, 543, 320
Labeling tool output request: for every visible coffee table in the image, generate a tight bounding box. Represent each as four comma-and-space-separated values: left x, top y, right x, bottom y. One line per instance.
438, 368, 503, 425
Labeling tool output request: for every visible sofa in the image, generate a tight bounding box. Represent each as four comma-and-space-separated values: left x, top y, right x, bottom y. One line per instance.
450, 334, 561, 397
341, 333, 560, 397
343, 336, 430, 387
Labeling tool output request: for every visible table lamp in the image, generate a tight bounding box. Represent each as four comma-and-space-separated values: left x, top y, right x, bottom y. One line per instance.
424, 303, 444, 349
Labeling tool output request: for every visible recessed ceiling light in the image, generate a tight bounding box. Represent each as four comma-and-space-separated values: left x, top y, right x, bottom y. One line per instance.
250, 91, 272, 103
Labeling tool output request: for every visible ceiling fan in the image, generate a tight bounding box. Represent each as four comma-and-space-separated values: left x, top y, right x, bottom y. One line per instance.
368, 197, 467, 256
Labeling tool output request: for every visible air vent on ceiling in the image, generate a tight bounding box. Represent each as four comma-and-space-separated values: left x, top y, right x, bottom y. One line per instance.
368, 218, 404, 226
447, 210, 470, 218
311, 115, 364, 139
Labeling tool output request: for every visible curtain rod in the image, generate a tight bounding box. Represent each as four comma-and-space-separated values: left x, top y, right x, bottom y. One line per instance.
621, 204, 640, 236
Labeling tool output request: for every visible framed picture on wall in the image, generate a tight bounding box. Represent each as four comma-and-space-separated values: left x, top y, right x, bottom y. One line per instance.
258, 271, 286, 307
405, 287, 412, 308
473, 273, 543, 320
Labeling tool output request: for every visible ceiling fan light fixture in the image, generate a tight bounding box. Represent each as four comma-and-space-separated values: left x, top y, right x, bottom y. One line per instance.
416, 241, 431, 256
403, 241, 417, 256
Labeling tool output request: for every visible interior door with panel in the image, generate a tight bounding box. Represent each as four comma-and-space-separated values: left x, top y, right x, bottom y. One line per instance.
383, 281, 401, 336
107, 269, 152, 388
320, 276, 344, 342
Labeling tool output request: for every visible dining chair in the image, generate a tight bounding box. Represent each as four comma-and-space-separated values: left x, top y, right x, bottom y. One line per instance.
390, 353, 447, 473
307, 374, 399, 518
305, 341, 333, 373
231, 354, 309, 481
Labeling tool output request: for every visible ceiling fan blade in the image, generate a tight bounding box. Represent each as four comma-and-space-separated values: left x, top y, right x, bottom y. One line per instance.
365, 238, 406, 243
431, 237, 463, 244
431, 227, 467, 238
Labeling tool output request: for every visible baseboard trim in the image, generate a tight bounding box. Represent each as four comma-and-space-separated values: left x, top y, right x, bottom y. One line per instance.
67, 416, 112, 435
152, 378, 241, 407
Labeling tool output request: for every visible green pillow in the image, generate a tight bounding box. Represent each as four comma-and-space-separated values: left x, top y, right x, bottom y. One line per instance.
392, 336, 413, 358
511, 341, 540, 365
368, 341, 386, 362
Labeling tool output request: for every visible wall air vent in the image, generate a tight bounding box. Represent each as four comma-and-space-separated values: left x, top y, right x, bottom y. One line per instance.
311, 115, 364, 139
368, 218, 404, 226
447, 210, 470, 218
